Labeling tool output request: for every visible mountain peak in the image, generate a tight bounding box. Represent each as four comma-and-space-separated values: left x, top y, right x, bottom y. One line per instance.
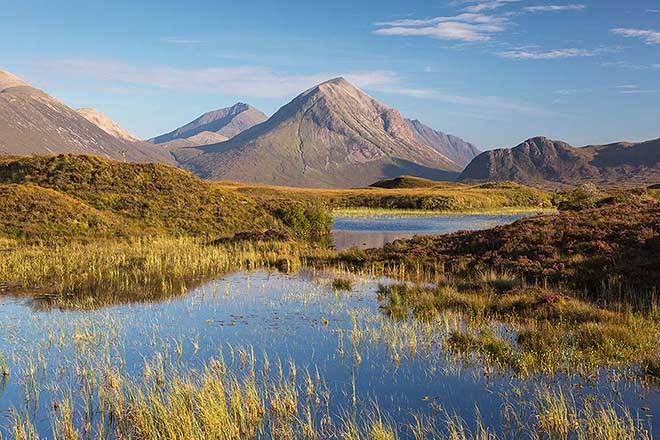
308, 77, 360, 97
0, 68, 30, 92
179, 78, 462, 188
321, 77, 349, 86
150, 102, 268, 145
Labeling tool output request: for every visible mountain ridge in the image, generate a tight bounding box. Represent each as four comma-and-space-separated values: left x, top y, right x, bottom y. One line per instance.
459, 136, 660, 188
149, 103, 268, 145
406, 118, 481, 168
176, 77, 462, 188
0, 68, 174, 165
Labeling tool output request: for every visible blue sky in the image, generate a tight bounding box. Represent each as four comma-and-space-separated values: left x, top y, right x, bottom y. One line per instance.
2, 0, 659, 148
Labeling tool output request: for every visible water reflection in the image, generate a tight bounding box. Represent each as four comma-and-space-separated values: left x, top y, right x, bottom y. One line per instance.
332, 213, 537, 250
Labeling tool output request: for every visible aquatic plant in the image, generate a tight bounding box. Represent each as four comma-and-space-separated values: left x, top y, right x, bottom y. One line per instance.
332, 278, 353, 292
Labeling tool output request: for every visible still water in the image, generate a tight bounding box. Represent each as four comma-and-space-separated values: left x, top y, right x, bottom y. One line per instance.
0, 270, 657, 438
332, 213, 537, 250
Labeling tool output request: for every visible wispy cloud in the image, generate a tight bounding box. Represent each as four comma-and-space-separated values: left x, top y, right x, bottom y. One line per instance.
619, 89, 659, 94
555, 88, 591, 95
38, 58, 542, 113
602, 61, 660, 70
523, 4, 587, 12
497, 48, 601, 59
611, 28, 660, 45
615, 84, 659, 95
374, 12, 508, 42
461, 0, 521, 13
41, 59, 406, 98
160, 36, 205, 45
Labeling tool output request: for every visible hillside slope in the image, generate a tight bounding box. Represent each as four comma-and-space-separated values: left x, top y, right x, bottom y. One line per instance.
459, 136, 660, 188
406, 119, 480, 168
0, 155, 283, 239
77, 108, 141, 142
0, 69, 174, 164
177, 78, 461, 188
364, 195, 660, 297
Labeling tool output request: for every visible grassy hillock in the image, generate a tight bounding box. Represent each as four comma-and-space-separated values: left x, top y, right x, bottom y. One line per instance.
0, 184, 122, 239
357, 194, 660, 303
369, 175, 443, 189
220, 179, 553, 213
0, 155, 331, 241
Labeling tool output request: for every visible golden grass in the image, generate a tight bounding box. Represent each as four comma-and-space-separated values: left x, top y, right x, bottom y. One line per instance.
0, 237, 334, 309
219, 180, 554, 214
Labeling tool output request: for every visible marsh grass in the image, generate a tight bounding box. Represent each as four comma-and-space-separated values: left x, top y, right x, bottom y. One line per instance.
0, 237, 335, 309
223, 180, 554, 214
523, 386, 653, 440
333, 207, 554, 217
376, 280, 660, 375
332, 278, 354, 292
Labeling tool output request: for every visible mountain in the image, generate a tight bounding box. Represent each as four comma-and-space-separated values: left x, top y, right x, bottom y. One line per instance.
77, 108, 140, 142
459, 136, 660, 188
406, 119, 480, 168
149, 103, 268, 146
0, 69, 174, 164
155, 131, 229, 150
175, 78, 461, 188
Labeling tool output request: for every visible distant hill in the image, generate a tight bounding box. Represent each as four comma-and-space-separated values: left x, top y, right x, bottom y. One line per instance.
149, 103, 267, 147
406, 119, 480, 168
0, 69, 174, 165
155, 131, 229, 150
77, 108, 141, 142
459, 136, 660, 188
176, 78, 462, 188
369, 175, 441, 189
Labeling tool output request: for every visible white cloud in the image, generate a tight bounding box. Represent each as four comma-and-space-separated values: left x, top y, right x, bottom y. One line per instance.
462, 0, 521, 13
555, 88, 591, 95
41, 59, 405, 98
374, 12, 508, 42
376, 13, 505, 27
523, 4, 587, 12
160, 37, 204, 45
38, 58, 542, 113
618, 89, 659, 94
611, 28, 660, 45
602, 61, 660, 70
497, 48, 600, 59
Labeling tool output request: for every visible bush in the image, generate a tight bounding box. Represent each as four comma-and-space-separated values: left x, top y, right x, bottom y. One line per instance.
556, 183, 602, 211
271, 200, 333, 243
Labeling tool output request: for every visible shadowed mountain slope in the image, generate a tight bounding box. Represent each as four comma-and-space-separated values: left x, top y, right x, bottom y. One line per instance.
459, 136, 660, 188
406, 119, 480, 168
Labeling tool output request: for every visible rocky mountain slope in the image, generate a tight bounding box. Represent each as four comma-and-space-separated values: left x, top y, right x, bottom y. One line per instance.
77, 108, 140, 142
149, 103, 267, 147
0, 69, 174, 164
459, 136, 660, 188
406, 119, 480, 168
175, 78, 462, 188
